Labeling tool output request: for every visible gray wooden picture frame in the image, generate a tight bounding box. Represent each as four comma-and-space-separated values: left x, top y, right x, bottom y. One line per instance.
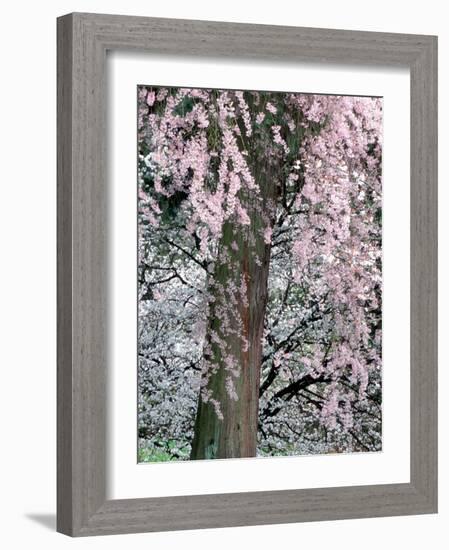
57, 12, 438, 537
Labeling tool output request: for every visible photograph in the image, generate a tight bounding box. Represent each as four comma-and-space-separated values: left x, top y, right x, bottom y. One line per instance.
137, 86, 383, 462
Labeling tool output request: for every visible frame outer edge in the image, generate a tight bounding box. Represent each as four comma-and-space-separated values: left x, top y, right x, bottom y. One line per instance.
57, 13, 74, 536
410, 36, 438, 511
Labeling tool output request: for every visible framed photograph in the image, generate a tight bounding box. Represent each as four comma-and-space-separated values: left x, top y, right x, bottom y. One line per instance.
57, 12, 437, 536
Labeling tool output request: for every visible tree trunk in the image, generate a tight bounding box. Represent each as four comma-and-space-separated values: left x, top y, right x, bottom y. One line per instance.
191, 162, 278, 459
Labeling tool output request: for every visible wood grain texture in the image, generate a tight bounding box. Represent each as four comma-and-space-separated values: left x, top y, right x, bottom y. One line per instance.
57, 13, 74, 536
57, 12, 438, 536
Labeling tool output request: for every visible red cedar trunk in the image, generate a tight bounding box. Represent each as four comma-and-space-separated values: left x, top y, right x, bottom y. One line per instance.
190, 165, 277, 459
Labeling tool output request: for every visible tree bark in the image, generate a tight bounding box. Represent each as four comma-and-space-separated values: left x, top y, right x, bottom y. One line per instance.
191, 159, 278, 459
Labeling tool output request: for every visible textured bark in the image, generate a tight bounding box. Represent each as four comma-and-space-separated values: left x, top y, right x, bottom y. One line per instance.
191, 153, 278, 459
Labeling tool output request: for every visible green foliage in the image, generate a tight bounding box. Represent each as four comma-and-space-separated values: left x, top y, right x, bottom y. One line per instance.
173, 96, 195, 117
158, 190, 189, 223
138, 439, 190, 463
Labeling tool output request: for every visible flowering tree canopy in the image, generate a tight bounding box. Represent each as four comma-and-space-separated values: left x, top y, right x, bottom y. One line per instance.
137, 86, 382, 461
